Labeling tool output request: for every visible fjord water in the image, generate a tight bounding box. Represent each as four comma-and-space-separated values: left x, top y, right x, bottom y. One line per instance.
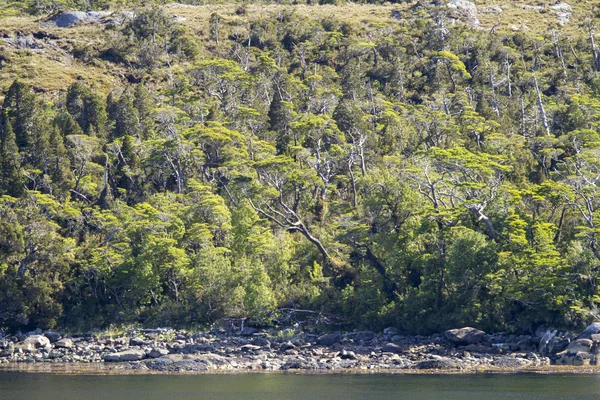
2, 373, 600, 400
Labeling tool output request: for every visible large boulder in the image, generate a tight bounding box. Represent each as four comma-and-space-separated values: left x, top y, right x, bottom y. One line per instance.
43, 332, 62, 343
24, 335, 50, 349
445, 327, 485, 346
381, 343, 402, 354
578, 323, 600, 339
446, 0, 479, 27
51, 11, 110, 28
103, 349, 146, 362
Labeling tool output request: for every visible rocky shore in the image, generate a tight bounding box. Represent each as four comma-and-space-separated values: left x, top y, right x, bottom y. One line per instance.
2, 324, 600, 374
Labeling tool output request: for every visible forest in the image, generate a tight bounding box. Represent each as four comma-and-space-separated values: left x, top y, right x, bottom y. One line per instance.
1, 0, 600, 335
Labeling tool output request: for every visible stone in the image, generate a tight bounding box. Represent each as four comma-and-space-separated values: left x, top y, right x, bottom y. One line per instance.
24, 335, 50, 349
414, 356, 461, 370
446, 0, 479, 26
579, 323, 600, 339
445, 327, 485, 346
252, 337, 270, 347
462, 344, 493, 353
492, 356, 531, 368
381, 343, 402, 354
103, 349, 146, 362
347, 331, 375, 342
147, 348, 169, 358
55, 338, 73, 349
240, 344, 261, 352
549, 2, 572, 25
383, 327, 399, 336
43, 332, 62, 343
280, 341, 295, 351
482, 6, 503, 13
316, 334, 341, 347
566, 338, 593, 354
240, 327, 257, 336
129, 337, 147, 346
51, 11, 111, 28
340, 349, 357, 360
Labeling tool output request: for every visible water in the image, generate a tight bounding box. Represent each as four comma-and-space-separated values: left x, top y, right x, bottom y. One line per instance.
1, 372, 600, 400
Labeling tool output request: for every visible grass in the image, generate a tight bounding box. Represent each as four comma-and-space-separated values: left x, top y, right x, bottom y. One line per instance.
0, 0, 596, 96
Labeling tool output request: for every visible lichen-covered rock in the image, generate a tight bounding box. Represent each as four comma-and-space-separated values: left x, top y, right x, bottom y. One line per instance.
23, 335, 50, 349
51, 11, 110, 28
446, 0, 479, 27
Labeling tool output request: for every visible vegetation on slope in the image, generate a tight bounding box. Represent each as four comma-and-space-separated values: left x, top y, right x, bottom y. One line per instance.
2, 1, 600, 334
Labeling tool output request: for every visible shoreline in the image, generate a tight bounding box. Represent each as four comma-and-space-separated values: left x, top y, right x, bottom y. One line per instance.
2, 362, 600, 376
2, 326, 598, 375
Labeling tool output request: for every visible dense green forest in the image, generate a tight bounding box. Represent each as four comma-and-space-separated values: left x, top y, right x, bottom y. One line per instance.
2, 0, 600, 334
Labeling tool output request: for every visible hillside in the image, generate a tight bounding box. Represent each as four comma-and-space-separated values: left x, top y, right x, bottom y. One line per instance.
1, 0, 600, 335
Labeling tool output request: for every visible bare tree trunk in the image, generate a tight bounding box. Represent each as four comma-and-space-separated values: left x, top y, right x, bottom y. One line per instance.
533, 74, 550, 136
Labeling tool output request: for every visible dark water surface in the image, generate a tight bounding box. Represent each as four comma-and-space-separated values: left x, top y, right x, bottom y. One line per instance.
1, 372, 600, 400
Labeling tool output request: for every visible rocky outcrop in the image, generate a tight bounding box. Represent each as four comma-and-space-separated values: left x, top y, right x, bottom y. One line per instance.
50, 11, 111, 28
445, 327, 485, 345
446, 0, 479, 27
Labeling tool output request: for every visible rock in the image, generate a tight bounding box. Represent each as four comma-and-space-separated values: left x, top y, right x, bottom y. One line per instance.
23, 335, 50, 349
240, 327, 257, 336
103, 349, 146, 362
147, 348, 169, 358
579, 323, 600, 339
381, 343, 402, 354
383, 327, 399, 336
522, 5, 544, 11
280, 341, 295, 351
492, 356, 531, 368
446, 0, 479, 27
538, 330, 557, 354
316, 334, 341, 347
51, 11, 110, 28
462, 344, 493, 353
482, 6, 503, 13
240, 344, 261, 352
549, 2, 572, 25
43, 332, 62, 343
55, 338, 73, 349
347, 331, 375, 342
340, 349, 357, 360
566, 338, 593, 354
445, 327, 485, 346
414, 356, 461, 370
252, 337, 270, 347
129, 337, 147, 346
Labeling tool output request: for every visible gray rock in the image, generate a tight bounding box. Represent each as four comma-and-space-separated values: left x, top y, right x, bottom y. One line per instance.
147, 348, 169, 358
103, 349, 146, 362
55, 338, 73, 349
445, 327, 485, 345
492, 356, 531, 368
240, 327, 257, 336
252, 337, 270, 347
381, 343, 402, 354
340, 349, 357, 360
446, 0, 479, 26
51, 11, 111, 28
280, 341, 295, 351
383, 327, 399, 336
566, 338, 593, 354
579, 323, 600, 339
347, 331, 375, 342
129, 337, 147, 346
414, 356, 461, 370
240, 344, 261, 352
24, 335, 50, 349
43, 332, 62, 343
316, 334, 341, 347
482, 6, 503, 13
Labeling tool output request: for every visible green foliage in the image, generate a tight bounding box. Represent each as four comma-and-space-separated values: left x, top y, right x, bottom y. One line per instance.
3, 2, 600, 335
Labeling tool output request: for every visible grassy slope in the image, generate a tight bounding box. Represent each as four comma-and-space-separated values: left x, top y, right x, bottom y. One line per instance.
0, 0, 595, 96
